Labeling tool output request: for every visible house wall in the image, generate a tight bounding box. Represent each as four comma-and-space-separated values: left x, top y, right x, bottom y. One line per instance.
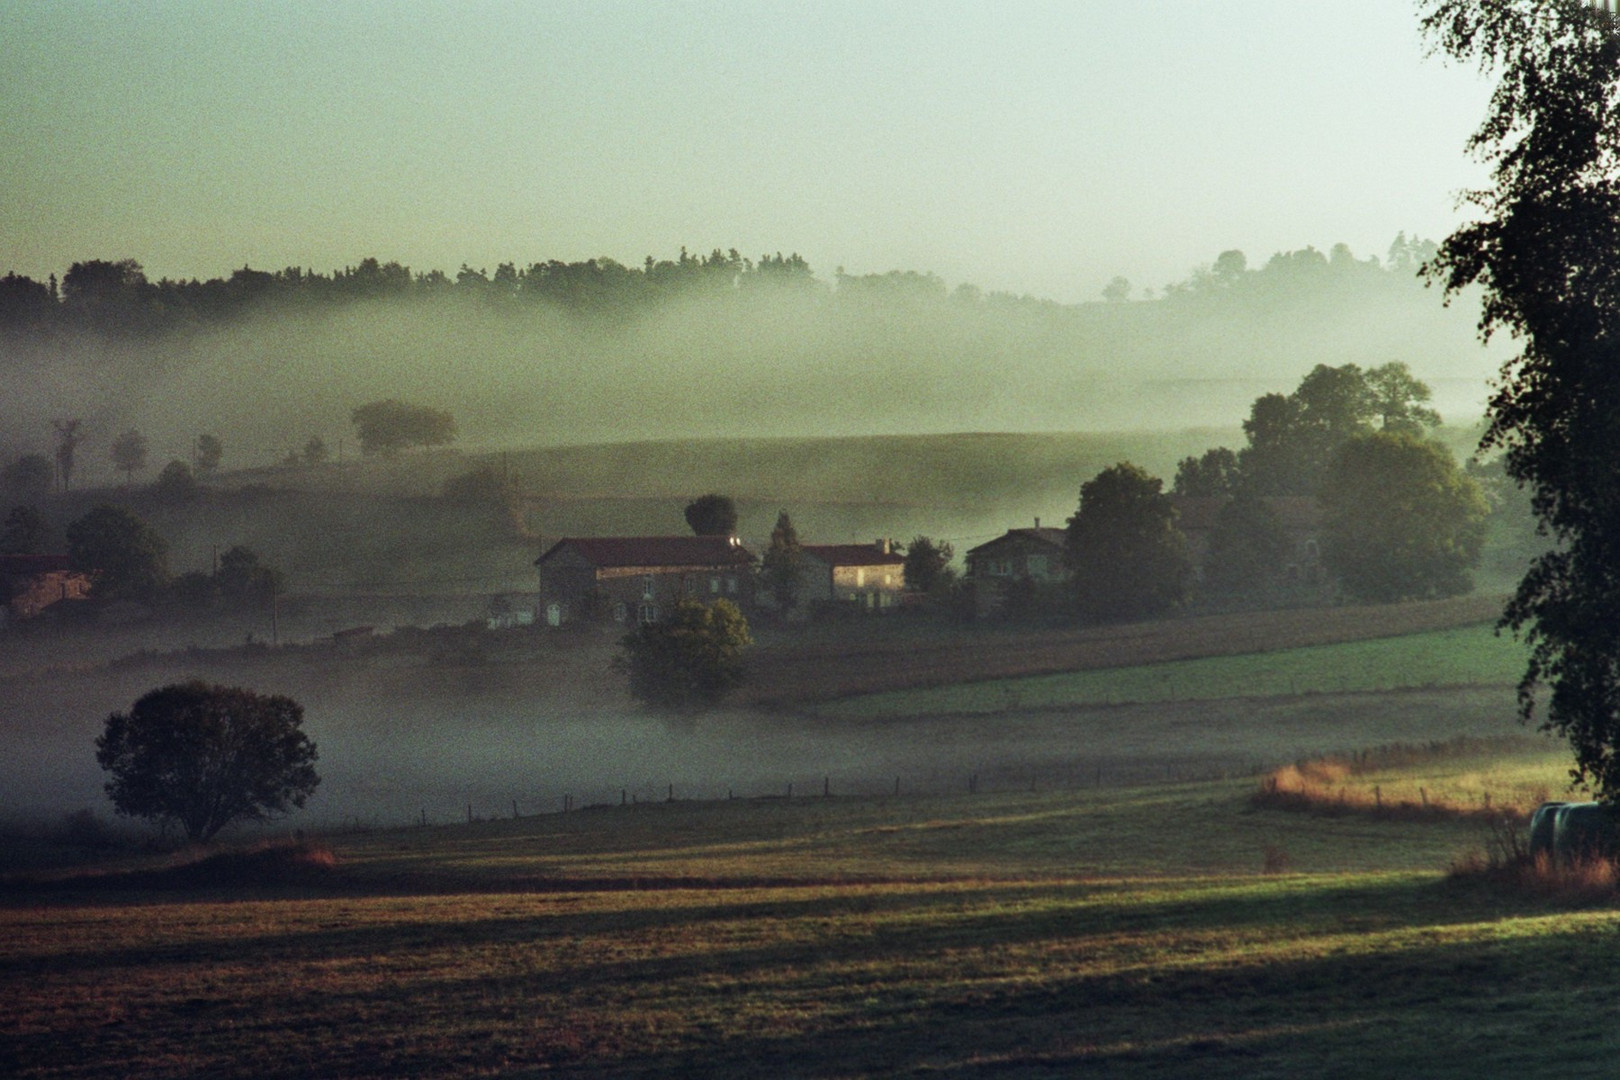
5, 571, 92, 620
540, 559, 746, 625
828, 563, 904, 610
966, 538, 1064, 582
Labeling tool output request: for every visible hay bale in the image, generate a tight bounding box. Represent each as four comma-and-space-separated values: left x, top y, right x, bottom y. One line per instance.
1553, 802, 1619, 864
1529, 801, 1569, 860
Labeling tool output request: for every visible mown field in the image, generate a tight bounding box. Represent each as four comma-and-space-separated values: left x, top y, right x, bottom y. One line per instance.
3, 734, 1608, 1079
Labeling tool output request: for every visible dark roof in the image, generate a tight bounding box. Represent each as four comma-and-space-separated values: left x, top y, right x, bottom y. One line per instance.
0, 554, 72, 577
965, 527, 1067, 557
536, 536, 757, 569
800, 544, 905, 568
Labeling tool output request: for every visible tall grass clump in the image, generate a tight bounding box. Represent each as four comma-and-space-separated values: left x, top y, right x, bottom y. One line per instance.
1251, 737, 1555, 822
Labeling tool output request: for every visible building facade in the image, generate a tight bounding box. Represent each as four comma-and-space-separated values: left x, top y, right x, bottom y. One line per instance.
535, 535, 756, 626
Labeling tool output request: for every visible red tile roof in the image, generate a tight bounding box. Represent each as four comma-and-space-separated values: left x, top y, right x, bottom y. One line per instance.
800, 544, 905, 568
536, 536, 757, 569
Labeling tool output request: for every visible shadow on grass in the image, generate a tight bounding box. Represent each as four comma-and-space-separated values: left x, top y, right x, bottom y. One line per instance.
9, 871, 1619, 1080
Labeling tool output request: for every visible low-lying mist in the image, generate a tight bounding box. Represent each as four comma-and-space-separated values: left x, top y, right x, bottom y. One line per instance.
2, 267, 1502, 480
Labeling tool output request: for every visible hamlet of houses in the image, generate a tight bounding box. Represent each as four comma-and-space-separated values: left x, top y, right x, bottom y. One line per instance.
532, 494, 1325, 627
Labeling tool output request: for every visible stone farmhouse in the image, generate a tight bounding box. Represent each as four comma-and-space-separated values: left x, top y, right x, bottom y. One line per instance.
963, 521, 1067, 616
534, 535, 756, 627
0, 554, 93, 627
799, 541, 906, 612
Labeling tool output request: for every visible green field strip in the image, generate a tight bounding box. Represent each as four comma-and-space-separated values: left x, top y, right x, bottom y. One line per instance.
818, 624, 1530, 718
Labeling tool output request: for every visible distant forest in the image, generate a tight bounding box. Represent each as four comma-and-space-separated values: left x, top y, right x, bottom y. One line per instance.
0, 236, 1441, 340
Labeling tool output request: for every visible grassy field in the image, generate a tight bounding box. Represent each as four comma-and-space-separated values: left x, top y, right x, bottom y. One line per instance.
4, 736, 1609, 1079
815, 621, 1528, 719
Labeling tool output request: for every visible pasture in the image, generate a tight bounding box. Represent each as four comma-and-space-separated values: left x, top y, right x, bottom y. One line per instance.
814, 621, 1528, 719
4, 734, 1609, 1079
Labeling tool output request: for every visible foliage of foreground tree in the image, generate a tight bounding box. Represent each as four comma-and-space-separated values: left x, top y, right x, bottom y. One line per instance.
1421, 1, 1620, 797
1065, 463, 1191, 622
1319, 432, 1488, 603
350, 399, 456, 456
619, 598, 752, 710
96, 682, 319, 843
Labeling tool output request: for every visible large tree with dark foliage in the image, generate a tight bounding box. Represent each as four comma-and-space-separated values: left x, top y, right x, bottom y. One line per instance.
1065, 463, 1190, 621
684, 493, 738, 537
619, 599, 752, 710
1421, 0, 1620, 797
1319, 431, 1488, 603
96, 682, 319, 842
66, 504, 168, 601
901, 536, 955, 594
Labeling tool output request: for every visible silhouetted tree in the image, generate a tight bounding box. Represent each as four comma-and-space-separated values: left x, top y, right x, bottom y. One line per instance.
150, 460, 198, 503
215, 545, 282, 607
96, 681, 319, 843
760, 511, 804, 610
350, 400, 456, 456
109, 429, 149, 485
1421, 0, 1620, 797
1172, 447, 1240, 497
1319, 432, 1487, 603
195, 434, 223, 474
65, 504, 168, 602
618, 599, 752, 710
53, 419, 84, 492
684, 494, 738, 537
1201, 493, 1290, 600
902, 536, 955, 593
1065, 463, 1190, 621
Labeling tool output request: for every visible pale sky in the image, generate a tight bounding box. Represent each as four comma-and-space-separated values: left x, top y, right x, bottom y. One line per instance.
0, 1, 1493, 304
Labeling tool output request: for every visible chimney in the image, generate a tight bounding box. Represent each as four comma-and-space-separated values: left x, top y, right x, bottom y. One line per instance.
1034, 517, 1040, 529
876, 538, 889, 555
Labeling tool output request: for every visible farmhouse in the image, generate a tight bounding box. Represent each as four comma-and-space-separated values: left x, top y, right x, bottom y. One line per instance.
799, 541, 906, 612
964, 522, 1067, 615
0, 554, 93, 626
535, 535, 756, 627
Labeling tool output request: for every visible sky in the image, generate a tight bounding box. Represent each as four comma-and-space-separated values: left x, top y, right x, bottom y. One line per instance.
0, 1, 1495, 305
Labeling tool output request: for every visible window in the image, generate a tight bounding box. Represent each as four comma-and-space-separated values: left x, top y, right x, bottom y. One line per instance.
638, 602, 660, 624
727, 576, 737, 594
642, 574, 655, 600
856, 568, 866, 587
612, 602, 628, 623
710, 576, 720, 594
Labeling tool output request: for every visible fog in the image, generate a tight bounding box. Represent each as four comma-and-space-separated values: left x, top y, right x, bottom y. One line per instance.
2, 255, 1501, 481
0, 646, 1522, 835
